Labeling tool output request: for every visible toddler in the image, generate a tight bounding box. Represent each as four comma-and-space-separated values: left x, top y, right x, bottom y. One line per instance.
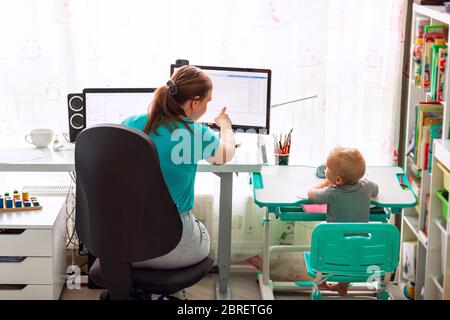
307, 147, 379, 295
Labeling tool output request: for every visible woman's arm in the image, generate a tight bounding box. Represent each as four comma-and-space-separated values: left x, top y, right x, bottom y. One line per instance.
207, 107, 236, 165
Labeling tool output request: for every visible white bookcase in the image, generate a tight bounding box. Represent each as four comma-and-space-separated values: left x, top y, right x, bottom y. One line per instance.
427, 140, 450, 299
402, 3, 450, 300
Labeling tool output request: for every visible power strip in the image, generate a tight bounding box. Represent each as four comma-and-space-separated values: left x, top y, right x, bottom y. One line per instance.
21, 185, 74, 196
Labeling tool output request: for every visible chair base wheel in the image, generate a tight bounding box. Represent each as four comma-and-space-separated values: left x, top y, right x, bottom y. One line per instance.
100, 290, 110, 300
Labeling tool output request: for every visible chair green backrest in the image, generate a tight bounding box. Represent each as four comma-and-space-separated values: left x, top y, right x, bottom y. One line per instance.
310, 223, 400, 278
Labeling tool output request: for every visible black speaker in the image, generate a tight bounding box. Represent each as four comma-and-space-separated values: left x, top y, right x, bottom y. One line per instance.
67, 93, 85, 142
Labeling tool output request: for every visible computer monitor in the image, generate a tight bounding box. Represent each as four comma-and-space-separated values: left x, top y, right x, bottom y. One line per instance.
83, 88, 155, 128
170, 65, 271, 133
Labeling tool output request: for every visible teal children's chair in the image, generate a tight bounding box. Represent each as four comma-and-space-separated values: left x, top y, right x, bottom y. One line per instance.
303, 223, 400, 300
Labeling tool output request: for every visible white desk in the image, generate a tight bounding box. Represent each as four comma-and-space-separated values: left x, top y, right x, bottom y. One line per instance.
253, 166, 417, 209
0, 147, 75, 172
0, 139, 263, 300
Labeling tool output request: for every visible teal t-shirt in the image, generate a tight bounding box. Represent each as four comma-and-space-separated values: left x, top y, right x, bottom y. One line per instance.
122, 114, 220, 214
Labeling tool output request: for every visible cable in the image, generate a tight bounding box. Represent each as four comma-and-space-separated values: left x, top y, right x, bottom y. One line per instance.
62, 132, 74, 144
65, 171, 89, 257
65, 172, 79, 249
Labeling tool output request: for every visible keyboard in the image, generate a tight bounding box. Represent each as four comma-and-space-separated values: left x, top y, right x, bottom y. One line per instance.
21, 185, 74, 196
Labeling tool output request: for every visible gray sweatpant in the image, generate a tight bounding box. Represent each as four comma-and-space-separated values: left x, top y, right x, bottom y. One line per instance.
132, 212, 210, 269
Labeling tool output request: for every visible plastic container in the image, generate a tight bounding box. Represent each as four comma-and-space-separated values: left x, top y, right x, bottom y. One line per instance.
274, 153, 289, 165
435, 189, 449, 221
445, 2, 450, 14
437, 162, 450, 191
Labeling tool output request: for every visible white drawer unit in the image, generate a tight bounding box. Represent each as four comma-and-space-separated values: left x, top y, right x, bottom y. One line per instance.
0, 197, 67, 300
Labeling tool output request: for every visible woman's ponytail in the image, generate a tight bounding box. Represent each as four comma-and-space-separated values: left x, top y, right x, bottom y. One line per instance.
144, 65, 212, 135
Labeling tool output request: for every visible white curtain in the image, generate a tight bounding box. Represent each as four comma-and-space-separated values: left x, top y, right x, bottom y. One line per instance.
0, 0, 407, 262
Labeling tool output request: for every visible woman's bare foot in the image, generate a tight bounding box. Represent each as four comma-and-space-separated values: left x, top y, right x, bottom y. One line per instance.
327, 282, 350, 296
319, 282, 330, 290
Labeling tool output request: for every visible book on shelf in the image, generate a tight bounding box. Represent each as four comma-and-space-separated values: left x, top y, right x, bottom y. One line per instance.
427, 124, 444, 173
407, 105, 419, 158
422, 26, 447, 91
437, 47, 448, 102
414, 102, 443, 167
409, 174, 421, 199
419, 125, 430, 170
421, 194, 431, 237
419, 117, 443, 170
430, 43, 447, 101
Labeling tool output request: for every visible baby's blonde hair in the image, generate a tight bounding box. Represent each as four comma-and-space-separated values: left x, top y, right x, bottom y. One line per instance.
327, 147, 366, 184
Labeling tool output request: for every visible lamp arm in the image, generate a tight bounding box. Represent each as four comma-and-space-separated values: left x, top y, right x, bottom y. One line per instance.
270, 94, 318, 108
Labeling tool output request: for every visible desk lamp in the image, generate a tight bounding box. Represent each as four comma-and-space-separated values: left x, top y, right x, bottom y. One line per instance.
259, 95, 319, 163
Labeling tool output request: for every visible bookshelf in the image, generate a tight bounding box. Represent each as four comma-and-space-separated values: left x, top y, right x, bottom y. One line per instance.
402, 3, 450, 300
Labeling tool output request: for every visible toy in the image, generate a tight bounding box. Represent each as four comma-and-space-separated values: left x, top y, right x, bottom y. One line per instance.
0, 190, 42, 213
316, 164, 326, 178
278, 222, 295, 245
403, 281, 415, 300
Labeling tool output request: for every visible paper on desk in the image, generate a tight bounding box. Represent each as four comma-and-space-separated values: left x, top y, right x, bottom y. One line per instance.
296, 188, 309, 199
0, 149, 45, 163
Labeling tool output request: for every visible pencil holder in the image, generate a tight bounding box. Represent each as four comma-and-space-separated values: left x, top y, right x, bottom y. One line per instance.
275, 153, 289, 165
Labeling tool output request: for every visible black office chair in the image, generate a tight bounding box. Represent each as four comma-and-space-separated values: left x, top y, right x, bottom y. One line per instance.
75, 124, 213, 300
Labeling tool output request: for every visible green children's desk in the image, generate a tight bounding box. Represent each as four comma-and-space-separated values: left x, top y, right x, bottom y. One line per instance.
250, 165, 417, 300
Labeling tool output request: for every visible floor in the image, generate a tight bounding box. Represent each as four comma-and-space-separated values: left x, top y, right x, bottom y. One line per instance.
60, 270, 406, 300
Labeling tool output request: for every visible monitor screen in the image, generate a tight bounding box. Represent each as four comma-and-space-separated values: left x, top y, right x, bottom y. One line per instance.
83, 88, 155, 128
170, 65, 271, 133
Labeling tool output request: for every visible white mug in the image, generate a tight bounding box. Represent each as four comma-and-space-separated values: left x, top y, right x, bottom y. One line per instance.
25, 129, 54, 148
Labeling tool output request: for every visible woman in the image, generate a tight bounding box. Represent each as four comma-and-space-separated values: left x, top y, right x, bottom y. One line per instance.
122, 65, 235, 273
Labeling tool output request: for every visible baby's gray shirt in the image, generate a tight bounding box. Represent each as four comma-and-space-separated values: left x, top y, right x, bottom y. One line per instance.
312, 178, 379, 222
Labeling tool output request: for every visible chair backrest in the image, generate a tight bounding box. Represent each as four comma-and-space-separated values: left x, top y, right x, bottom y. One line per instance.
75, 124, 182, 263
310, 223, 400, 277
